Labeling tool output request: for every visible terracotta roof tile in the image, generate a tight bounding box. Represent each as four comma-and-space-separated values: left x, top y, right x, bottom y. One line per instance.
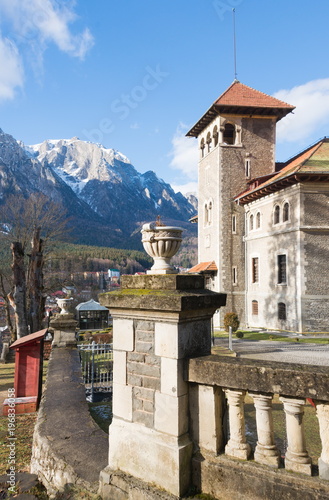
235, 138, 329, 204
215, 81, 294, 109
186, 81, 295, 137
188, 261, 218, 273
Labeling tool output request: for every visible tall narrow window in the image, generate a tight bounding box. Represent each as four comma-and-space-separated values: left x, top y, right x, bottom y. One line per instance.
278, 302, 286, 320
232, 266, 237, 285
274, 205, 280, 225
283, 202, 290, 222
200, 138, 205, 158
256, 212, 261, 229
277, 254, 287, 284
250, 214, 254, 231
252, 257, 259, 283
206, 132, 212, 153
204, 203, 208, 226
252, 300, 259, 315
232, 215, 237, 234
245, 159, 251, 178
208, 201, 213, 225
213, 126, 219, 147
223, 123, 235, 145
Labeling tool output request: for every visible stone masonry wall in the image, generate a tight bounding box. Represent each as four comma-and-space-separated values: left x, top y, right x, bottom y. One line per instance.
127, 320, 160, 428
197, 114, 277, 327
219, 117, 276, 327
30, 347, 108, 496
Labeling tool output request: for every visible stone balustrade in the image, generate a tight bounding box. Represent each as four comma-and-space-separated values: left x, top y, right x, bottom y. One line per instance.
188, 355, 329, 481
97, 273, 329, 500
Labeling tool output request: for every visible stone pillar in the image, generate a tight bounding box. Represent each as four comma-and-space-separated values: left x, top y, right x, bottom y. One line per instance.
50, 313, 77, 347
98, 274, 226, 498
251, 393, 280, 468
224, 389, 251, 460
189, 384, 224, 454
315, 401, 329, 480
280, 397, 312, 475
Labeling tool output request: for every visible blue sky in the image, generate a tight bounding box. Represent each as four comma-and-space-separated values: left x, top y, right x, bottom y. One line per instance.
1, 0, 329, 194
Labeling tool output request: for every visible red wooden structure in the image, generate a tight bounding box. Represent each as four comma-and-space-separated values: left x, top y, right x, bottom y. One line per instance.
3, 328, 47, 415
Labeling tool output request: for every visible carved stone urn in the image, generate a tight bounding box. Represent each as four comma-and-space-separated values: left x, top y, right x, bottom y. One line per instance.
141, 222, 183, 274
56, 297, 73, 315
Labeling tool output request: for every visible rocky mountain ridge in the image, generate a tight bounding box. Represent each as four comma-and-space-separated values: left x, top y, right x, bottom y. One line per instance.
0, 130, 197, 249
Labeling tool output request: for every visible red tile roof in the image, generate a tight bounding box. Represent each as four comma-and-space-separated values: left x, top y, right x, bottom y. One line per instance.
188, 261, 218, 273
187, 81, 295, 137
214, 81, 294, 109
235, 138, 329, 204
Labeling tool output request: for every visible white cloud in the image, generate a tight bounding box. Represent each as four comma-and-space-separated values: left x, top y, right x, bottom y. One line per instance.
169, 122, 198, 180
0, 35, 23, 101
274, 79, 329, 143
0, 0, 94, 101
171, 181, 198, 196
0, 0, 94, 59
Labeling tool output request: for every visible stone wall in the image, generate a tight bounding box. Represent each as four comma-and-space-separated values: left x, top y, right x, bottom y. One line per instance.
128, 320, 161, 428
30, 346, 108, 497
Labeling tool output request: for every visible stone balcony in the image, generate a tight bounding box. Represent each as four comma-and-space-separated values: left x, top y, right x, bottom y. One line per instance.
188, 355, 329, 499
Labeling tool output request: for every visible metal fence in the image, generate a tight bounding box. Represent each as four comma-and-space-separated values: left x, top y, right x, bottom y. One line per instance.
78, 342, 113, 402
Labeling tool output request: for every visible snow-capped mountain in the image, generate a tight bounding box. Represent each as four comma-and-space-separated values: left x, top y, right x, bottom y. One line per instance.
30, 137, 195, 232
185, 192, 198, 212
0, 130, 196, 248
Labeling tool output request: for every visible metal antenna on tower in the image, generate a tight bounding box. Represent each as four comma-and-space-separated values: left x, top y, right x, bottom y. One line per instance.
233, 8, 238, 81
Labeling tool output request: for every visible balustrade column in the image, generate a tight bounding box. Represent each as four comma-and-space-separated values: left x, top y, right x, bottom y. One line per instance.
225, 389, 251, 460
251, 393, 280, 468
315, 401, 329, 480
280, 397, 312, 475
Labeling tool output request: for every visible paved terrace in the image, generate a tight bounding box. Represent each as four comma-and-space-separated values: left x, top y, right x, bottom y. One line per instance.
215, 337, 329, 365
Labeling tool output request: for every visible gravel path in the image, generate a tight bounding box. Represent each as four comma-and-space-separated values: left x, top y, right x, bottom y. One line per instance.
215, 338, 329, 366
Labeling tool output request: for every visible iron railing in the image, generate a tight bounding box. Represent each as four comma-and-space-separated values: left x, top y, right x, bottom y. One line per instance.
78, 342, 113, 402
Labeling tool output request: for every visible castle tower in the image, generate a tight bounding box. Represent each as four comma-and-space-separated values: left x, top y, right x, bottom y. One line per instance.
187, 81, 294, 327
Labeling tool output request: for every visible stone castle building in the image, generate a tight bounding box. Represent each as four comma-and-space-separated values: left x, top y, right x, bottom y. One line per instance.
187, 80, 329, 332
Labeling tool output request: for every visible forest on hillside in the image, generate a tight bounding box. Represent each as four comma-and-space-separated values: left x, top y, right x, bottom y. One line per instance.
47, 242, 153, 275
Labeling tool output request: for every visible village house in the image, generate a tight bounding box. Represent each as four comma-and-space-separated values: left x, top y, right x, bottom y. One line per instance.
188, 80, 329, 332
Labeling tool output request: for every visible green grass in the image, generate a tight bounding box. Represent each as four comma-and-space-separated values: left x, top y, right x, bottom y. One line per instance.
0, 362, 16, 393
0, 360, 48, 476
214, 330, 329, 344
0, 411, 38, 474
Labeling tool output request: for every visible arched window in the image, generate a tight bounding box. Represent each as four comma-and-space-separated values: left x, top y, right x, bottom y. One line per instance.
213, 126, 219, 147
250, 214, 254, 231
274, 205, 280, 225
256, 212, 261, 229
252, 300, 258, 315
200, 138, 205, 158
223, 123, 236, 145
206, 132, 212, 153
278, 302, 286, 320
283, 202, 290, 222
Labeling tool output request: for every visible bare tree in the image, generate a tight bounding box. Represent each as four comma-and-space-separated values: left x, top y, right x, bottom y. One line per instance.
0, 193, 70, 338
8, 242, 29, 338
0, 271, 15, 340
